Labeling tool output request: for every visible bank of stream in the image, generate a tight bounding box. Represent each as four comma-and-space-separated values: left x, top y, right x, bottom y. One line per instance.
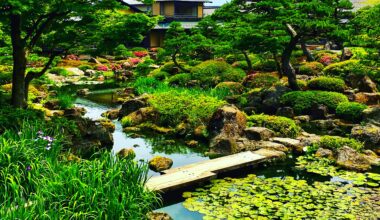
75, 89, 379, 219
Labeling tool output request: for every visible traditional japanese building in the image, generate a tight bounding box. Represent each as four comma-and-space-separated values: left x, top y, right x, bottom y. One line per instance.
124, 0, 218, 48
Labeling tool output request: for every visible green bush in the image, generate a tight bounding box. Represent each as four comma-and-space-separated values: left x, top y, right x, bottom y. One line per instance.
191, 60, 245, 87
56, 93, 75, 109
135, 59, 154, 76
49, 67, 70, 76
96, 57, 110, 64
167, 73, 191, 86
281, 91, 348, 114
133, 77, 169, 94
149, 69, 169, 80
307, 77, 346, 92
215, 82, 244, 95
299, 62, 324, 75
114, 44, 133, 59
336, 102, 367, 122
247, 114, 301, 138
149, 91, 226, 127
318, 135, 363, 152
0, 104, 44, 132
252, 59, 277, 71
0, 55, 13, 65
323, 60, 365, 77
78, 64, 93, 72
244, 73, 279, 89
0, 71, 12, 85
161, 62, 189, 75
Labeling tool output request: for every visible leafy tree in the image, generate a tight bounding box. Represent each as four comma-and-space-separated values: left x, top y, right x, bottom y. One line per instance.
0, 1, 155, 108
211, 0, 353, 90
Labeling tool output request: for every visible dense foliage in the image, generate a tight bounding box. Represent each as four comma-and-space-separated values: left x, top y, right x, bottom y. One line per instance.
247, 114, 301, 138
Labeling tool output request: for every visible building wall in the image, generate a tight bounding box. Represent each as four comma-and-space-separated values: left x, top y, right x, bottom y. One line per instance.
163, 2, 175, 17
150, 31, 165, 48
152, 3, 160, 15
198, 3, 203, 18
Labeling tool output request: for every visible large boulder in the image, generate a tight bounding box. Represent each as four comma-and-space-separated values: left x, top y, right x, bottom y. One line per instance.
77, 88, 90, 96
147, 212, 173, 220
252, 148, 286, 160
118, 95, 149, 119
363, 107, 380, 126
148, 156, 173, 172
336, 146, 371, 171
64, 107, 87, 118
117, 148, 136, 159
276, 107, 295, 118
75, 117, 114, 148
271, 137, 303, 151
208, 105, 247, 154
347, 74, 378, 93
121, 107, 158, 127
245, 127, 275, 141
101, 109, 120, 120
351, 124, 380, 149
310, 104, 328, 120
244, 86, 291, 114
315, 148, 334, 160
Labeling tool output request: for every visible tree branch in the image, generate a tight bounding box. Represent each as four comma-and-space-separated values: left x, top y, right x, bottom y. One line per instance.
285, 24, 298, 38
25, 51, 59, 85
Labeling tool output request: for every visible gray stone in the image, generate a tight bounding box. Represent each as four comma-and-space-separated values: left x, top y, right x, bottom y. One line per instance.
363, 107, 380, 126
276, 107, 295, 118
147, 212, 173, 220
294, 115, 310, 124
148, 156, 173, 172
118, 95, 149, 118
253, 148, 286, 160
271, 137, 302, 150
315, 148, 334, 159
101, 109, 120, 120
77, 88, 90, 96
336, 146, 371, 171
310, 104, 328, 120
351, 124, 380, 149
245, 127, 275, 141
354, 92, 380, 105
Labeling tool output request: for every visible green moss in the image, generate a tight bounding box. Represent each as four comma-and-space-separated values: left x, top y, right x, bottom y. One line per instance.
167, 73, 191, 86
191, 60, 245, 87
149, 91, 226, 128
78, 64, 93, 72
336, 102, 368, 123
319, 135, 363, 152
49, 67, 71, 76
299, 62, 324, 75
214, 82, 244, 95
244, 73, 279, 89
247, 114, 301, 138
323, 60, 366, 77
307, 76, 346, 92
281, 91, 348, 114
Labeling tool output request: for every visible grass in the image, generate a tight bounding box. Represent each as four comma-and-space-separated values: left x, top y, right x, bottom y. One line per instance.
0, 118, 159, 218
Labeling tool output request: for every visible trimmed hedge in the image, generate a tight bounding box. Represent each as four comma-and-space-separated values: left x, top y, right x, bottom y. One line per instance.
336, 102, 367, 123
318, 135, 363, 152
247, 114, 301, 138
299, 62, 324, 75
191, 60, 245, 87
307, 77, 346, 92
281, 91, 348, 114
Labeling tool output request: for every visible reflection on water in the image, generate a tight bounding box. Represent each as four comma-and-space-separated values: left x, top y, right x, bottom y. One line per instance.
74, 91, 209, 179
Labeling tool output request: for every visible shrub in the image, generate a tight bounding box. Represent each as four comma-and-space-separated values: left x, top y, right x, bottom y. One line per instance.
0, 105, 44, 132
225, 54, 245, 64
247, 114, 301, 138
133, 51, 148, 58
135, 59, 154, 76
161, 62, 187, 75
0, 70, 12, 85
96, 57, 110, 64
318, 135, 363, 152
298, 62, 324, 75
243, 73, 279, 89
78, 64, 93, 72
191, 60, 245, 87
149, 91, 226, 127
96, 65, 109, 71
281, 91, 348, 114
57, 59, 85, 67
323, 60, 364, 77
167, 73, 191, 86
215, 82, 244, 95
307, 77, 346, 92
65, 54, 79, 60
114, 44, 133, 59
336, 102, 367, 122
49, 67, 71, 76
128, 57, 142, 65
252, 59, 277, 71
148, 69, 169, 80
56, 92, 75, 109
133, 77, 169, 95
314, 50, 340, 66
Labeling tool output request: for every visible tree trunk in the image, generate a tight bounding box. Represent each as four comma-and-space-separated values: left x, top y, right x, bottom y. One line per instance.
242, 51, 253, 72
272, 52, 283, 78
282, 36, 300, 91
301, 40, 314, 62
172, 50, 188, 73
10, 14, 27, 108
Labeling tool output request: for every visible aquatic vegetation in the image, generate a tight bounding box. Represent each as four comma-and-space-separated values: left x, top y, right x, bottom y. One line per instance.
296, 155, 380, 187
183, 174, 379, 219
318, 135, 364, 152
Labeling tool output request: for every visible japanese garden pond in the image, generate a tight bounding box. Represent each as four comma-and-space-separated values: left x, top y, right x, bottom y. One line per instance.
75, 89, 380, 219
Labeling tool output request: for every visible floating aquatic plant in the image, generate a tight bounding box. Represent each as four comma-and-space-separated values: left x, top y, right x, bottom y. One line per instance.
183, 175, 379, 219
296, 156, 380, 187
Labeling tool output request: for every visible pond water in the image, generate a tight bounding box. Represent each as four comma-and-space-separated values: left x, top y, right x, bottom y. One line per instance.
75, 89, 379, 219
74, 89, 209, 178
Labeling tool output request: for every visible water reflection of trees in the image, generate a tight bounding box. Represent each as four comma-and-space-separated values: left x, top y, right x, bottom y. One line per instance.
143, 135, 208, 155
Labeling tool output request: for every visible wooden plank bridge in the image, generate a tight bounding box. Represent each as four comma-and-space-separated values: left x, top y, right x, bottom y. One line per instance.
145, 151, 271, 192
